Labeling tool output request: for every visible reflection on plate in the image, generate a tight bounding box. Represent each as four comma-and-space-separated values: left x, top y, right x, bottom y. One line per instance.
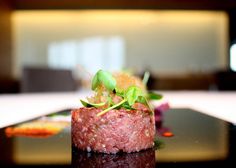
72, 147, 156, 168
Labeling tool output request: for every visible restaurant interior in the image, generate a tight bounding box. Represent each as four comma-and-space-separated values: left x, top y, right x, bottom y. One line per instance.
0, 0, 236, 93
0, 0, 236, 167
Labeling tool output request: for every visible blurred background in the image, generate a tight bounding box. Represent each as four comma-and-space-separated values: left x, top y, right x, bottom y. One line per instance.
1, 0, 236, 93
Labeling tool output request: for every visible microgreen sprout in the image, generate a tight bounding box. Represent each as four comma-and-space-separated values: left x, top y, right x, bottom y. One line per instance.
92, 70, 116, 92
80, 70, 163, 117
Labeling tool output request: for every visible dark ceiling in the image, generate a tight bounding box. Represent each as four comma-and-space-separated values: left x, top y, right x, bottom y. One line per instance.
6, 0, 236, 42
9, 0, 236, 10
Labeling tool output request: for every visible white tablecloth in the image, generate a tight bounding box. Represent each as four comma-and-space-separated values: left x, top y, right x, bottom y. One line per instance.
0, 91, 236, 128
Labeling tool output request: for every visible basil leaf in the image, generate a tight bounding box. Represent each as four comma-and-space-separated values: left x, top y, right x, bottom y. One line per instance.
125, 86, 143, 106
80, 99, 106, 108
148, 92, 163, 100
91, 70, 116, 91
98, 70, 116, 91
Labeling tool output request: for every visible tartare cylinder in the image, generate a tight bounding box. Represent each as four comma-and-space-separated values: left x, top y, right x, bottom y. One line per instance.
72, 107, 155, 154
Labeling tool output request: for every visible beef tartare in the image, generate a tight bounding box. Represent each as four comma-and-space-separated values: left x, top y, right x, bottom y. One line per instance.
72, 70, 162, 154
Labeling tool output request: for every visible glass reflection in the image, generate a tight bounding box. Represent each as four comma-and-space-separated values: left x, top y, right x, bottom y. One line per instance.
72, 148, 155, 168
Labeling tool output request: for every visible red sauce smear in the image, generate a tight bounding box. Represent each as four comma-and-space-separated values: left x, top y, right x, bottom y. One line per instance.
162, 131, 174, 137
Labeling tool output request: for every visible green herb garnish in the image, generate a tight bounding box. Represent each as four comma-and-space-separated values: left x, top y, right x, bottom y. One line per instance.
142, 71, 150, 86
81, 70, 163, 117
125, 86, 143, 106
148, 92, 163, 100
80, 99, 106, 108
92, 70, 116, 91
97, 86, 152, 116
97, 99, 127, 116
153, 136, 165, 150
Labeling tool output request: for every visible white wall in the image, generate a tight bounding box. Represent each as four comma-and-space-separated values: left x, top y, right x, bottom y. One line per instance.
12, 10, 228, 78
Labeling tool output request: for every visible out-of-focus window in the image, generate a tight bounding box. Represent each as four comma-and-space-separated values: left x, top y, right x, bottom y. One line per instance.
48, 36, 125, 75
12, 10, 228, 78
230, 43, 236, 71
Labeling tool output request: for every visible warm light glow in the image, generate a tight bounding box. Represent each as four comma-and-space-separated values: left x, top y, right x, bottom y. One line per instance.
12, 10, 228, 78
12, 10, 227, 23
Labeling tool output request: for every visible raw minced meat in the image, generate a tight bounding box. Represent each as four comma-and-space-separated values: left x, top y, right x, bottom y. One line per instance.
72, 107, 155, 154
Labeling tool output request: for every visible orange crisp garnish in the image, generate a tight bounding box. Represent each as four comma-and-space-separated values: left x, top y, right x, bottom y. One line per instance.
5, 121, 69, 138
162, 131, 174, 137
5, 127, 57, 138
